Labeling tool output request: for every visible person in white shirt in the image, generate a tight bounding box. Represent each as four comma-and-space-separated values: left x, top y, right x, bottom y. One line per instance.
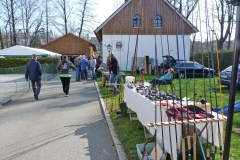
90, 56, 97, 80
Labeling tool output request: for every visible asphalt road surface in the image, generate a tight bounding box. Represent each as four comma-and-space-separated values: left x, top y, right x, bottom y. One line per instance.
0, 74, 118, 160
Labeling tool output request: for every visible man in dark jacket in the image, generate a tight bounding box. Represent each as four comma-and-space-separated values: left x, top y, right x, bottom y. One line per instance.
109, 52, 120, 96
25, 54, 42, 100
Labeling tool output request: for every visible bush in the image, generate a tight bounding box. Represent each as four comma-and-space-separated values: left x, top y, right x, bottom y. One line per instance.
0, 57, 59, 68
0, 57, 59, 74
190, 50, 234, 72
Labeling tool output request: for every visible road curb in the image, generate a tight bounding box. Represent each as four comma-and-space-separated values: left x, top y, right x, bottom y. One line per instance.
95, 82, 127, 160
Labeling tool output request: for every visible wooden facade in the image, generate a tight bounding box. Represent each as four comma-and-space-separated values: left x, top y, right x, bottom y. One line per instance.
41, 33, 97, 57
95, 0, 198, 42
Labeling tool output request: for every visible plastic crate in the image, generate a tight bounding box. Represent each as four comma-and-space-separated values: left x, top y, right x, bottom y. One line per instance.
136, 142, 155, 160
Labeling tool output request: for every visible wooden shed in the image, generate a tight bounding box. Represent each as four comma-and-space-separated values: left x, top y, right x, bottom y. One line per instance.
41, 33, 97, 57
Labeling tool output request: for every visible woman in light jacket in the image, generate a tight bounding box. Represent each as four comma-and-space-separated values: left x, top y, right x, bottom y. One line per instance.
57, 55, 75, 97
90, 56, 96, 80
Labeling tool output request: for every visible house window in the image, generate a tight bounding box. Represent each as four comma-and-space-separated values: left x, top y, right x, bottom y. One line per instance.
154, 15, 162, 28
133, 14, 141, 28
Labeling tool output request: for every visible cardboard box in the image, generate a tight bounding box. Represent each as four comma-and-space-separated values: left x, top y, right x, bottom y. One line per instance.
195, 102, 212, 112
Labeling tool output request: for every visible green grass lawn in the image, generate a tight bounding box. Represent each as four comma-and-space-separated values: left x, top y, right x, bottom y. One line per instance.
97, 73, 240, 160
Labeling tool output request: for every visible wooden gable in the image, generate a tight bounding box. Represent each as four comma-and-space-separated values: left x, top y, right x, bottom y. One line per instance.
41, 33, 97, 56
95, 0, 198, 42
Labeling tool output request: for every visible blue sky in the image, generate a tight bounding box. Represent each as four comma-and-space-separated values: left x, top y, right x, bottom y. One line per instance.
94, 0, 124, 29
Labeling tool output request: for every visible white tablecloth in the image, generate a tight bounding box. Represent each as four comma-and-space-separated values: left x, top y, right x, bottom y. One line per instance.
124, 86, 224, 160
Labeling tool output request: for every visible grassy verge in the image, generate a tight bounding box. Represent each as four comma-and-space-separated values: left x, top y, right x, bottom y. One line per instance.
97, 74, 240, 160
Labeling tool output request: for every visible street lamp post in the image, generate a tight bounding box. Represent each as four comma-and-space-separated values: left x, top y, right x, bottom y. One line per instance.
106, 44, 112, 53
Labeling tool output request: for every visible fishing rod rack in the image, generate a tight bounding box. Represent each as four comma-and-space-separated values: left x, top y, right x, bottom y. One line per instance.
147, 117, 227, 127
124, 81, 227, 160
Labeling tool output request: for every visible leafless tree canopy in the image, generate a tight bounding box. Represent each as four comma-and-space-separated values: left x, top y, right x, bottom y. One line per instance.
0, 0, 237, 50
75, 0, 97, 39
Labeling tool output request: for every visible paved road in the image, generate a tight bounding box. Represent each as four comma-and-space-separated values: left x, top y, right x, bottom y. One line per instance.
0, 74, 54, 103
0, 74, 118, 160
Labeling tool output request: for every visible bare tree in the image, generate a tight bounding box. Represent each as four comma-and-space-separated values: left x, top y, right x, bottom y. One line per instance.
113, 0, 124, 10
168, 0, 199, 19
30, 14, 44, 48
227, 9, 235, 49
183, 0, 199, 19
0, 28, 4, 49
214, 1, 235, 49
51, 0, 72, 35
9, 0, 18, 46
75, 0, 97, 38
19, 0, 44, 46
0, 0, 19, 46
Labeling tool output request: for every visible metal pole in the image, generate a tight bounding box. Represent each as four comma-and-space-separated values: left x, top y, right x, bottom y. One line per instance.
223, 5, 240, 160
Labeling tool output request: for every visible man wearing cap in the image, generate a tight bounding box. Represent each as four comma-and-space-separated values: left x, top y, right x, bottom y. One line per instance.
149, 67, 174, 86
25, 54, 42, 100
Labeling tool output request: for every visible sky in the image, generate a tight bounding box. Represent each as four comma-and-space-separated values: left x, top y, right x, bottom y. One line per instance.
92, 0, 236, 41
94, 0, 124, 30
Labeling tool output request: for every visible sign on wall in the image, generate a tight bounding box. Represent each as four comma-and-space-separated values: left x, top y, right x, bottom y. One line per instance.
114, 40, 124, 51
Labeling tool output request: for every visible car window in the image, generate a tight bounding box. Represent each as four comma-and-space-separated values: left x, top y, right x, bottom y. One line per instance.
186, 63, 193, 67
194, 63, 203, 69
222, 65, 240, 72
224, 66, 232, 72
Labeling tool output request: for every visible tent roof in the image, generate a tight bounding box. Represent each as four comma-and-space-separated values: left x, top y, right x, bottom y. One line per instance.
0, 45, 62, 57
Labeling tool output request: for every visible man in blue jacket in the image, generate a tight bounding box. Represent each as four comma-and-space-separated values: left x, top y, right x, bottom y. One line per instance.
25, 54, 42, 100
79, 55, 88, 81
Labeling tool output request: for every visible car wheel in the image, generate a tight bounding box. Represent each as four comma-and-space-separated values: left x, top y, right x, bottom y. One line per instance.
206, 72, 213, 78
179, 72, 185, 78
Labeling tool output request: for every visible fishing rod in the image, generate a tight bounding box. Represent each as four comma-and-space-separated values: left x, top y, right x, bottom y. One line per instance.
223, 1, 240, 159
212, 31, 224, 159
152, 0, 162, 159
173, 0, 184, 159
201, 1, 211, 159
202, 2, 217, 159
162, 2, 175, 159
190, 6, 198, 160
195, 0, 210, 159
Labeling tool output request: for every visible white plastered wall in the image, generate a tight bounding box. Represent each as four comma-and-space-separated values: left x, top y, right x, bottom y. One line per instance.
102, 35, 191, 71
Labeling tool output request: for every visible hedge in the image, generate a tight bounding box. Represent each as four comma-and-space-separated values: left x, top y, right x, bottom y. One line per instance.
0, 57, 59, 68
190, 50, 235, 72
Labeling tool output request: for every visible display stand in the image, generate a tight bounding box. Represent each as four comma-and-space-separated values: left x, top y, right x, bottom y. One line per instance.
129, 109, 138, 121
147, 117, 227, 160
144, 56, 150, 74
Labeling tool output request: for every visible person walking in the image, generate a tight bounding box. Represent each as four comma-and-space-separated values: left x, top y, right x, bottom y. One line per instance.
96, 56, 103, 78
90, 56, 96, 80
57, 55, 75, 97
109, 52, 120, 96
79, 55, 83, 80
79, 55, 88, 81
74, 56, 80, 81
25, 54, 42, 100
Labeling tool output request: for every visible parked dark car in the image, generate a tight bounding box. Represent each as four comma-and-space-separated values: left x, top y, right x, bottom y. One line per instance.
173, 61, 215, 78
219, 65, 240, 88
160, 55, 185, 70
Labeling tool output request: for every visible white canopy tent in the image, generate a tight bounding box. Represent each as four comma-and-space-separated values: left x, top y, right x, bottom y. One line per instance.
0, 45, 61, 57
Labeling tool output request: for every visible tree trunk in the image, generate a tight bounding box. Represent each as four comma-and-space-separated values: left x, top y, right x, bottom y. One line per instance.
0, 29, 4, 49
10, 0, 17, 45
